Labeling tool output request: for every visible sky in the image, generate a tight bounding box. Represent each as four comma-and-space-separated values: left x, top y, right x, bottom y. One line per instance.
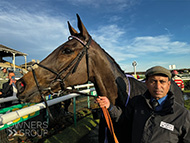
0, 0, 190, 72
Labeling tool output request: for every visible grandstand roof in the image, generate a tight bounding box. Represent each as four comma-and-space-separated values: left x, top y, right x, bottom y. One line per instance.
0, 44, 27, 58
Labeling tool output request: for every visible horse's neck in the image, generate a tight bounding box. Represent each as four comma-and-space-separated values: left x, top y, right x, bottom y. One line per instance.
90, 49, 129, 105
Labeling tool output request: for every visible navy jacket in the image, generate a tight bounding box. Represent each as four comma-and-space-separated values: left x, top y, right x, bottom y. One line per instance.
109, 91, 190, 143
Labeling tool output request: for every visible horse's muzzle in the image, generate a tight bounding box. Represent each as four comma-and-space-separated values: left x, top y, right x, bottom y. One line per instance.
16, 79, 26, 96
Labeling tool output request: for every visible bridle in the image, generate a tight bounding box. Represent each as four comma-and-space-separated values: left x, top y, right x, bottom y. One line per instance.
30, 35, 92, 120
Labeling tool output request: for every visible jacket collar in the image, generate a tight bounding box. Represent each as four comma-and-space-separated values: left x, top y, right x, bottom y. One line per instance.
143, 90, 174, 115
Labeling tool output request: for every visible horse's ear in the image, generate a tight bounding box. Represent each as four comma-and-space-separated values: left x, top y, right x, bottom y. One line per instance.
76, 14, 90, 40
68, 21, 78, 36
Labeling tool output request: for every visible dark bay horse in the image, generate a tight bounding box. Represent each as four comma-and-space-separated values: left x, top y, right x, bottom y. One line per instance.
16, 14, 184, 143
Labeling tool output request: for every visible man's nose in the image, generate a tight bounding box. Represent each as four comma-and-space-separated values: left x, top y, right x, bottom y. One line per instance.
155, 81, 162, 88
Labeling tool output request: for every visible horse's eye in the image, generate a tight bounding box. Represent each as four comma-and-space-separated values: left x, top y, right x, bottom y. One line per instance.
62, 48, 73, 54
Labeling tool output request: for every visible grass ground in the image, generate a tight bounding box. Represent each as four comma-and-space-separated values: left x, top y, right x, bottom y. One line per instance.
184, 90, 190, 110
185, 100, 190, 110
43, 114, 99, 143
184, 90, 190, 93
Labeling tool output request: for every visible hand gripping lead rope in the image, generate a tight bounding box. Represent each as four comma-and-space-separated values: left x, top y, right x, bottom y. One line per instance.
102, 107, 119, 143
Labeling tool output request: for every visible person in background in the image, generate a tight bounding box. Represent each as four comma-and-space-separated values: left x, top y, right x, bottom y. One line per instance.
0, 67, 9, 95
172, 70, 184, 91
0, 67, 8, 79
97, 66, 190, 143
0, 71, 19, 108
3, 68, 8, 78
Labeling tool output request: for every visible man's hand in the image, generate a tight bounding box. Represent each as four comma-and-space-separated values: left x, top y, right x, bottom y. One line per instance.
96, 96, 110, 109
9, 78, 16, 85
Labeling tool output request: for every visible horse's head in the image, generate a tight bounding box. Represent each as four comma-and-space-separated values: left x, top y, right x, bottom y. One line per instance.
16, 14, 94, 102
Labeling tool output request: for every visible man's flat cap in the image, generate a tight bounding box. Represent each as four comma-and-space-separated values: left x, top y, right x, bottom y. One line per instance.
145, 66, 171, 80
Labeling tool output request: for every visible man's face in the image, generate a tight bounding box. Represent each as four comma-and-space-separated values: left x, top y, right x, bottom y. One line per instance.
145, 75, 171, 100
3, 68, 7, 73
8, 72, 15, 80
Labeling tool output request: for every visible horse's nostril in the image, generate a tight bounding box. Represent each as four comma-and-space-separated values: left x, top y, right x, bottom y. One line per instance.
16, 79, 26, 94
20, 82, 24, 87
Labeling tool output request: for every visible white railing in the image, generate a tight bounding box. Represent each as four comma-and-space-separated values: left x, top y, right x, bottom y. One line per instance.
0, 83, 94, 103
0, 85, 96, 126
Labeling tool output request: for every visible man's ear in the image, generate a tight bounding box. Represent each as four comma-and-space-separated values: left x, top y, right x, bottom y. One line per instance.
168, 80, 171, 86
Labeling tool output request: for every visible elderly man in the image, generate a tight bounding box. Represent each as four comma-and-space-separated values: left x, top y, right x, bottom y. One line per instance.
97, 66, 190, 143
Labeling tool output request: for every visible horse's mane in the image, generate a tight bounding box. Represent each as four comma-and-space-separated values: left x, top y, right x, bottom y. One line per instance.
97, 43, 126, 75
